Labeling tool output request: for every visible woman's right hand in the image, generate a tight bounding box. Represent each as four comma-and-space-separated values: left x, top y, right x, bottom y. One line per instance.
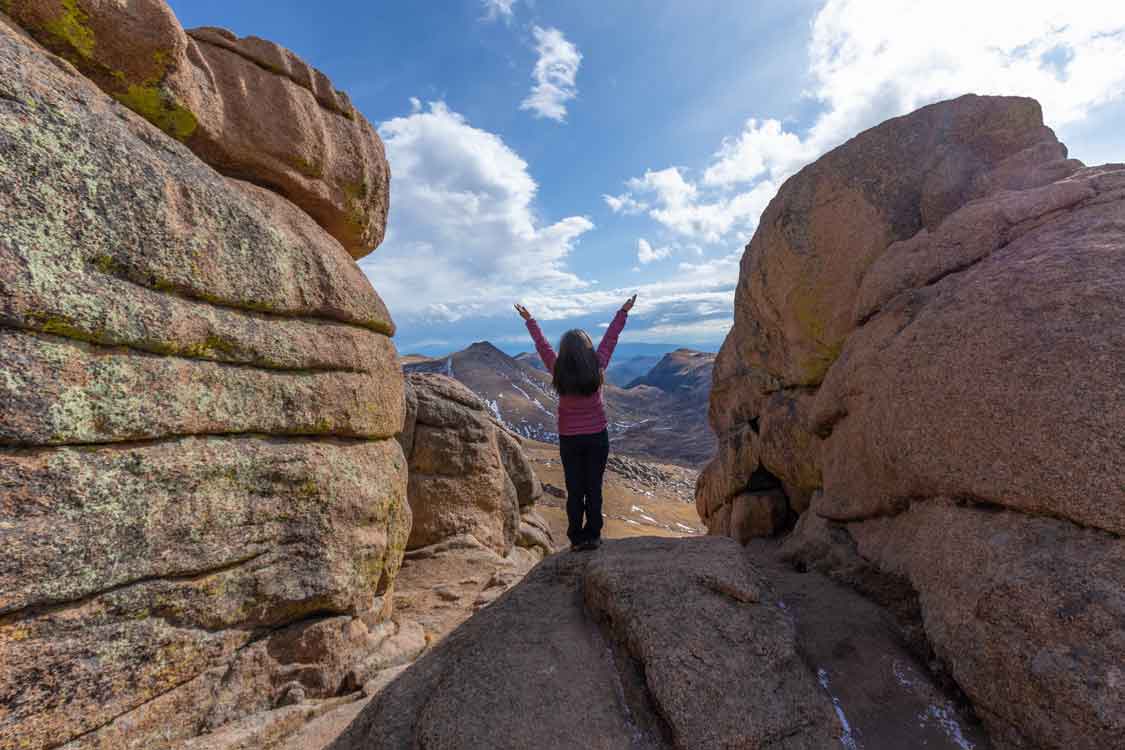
514, 303, 532, 321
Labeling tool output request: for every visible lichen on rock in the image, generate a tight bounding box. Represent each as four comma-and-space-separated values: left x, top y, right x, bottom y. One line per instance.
0, 8, 410, 748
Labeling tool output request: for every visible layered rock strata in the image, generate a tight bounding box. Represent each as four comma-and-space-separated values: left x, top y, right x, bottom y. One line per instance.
0, 9, 406, 749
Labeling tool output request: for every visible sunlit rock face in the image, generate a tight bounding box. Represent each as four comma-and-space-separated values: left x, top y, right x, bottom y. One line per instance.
0, 6, 408, 747
699, 93, 1125, 749
400, 372, 554, 559
3, 0, 390, 258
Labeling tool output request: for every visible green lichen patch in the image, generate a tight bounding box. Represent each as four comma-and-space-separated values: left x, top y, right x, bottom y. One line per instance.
289, 155, 324, 179
797, 339, 844, 386
113, 84, 198, 141
791, 286, 845, 384
42, 0, 96, 61
343, 180, 369, 202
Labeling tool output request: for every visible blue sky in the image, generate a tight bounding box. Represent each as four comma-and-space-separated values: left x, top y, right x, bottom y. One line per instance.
167, 1, 1125, 355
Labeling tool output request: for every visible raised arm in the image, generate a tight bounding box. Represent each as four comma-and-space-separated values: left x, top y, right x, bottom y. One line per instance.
526, 318, 557, 371
516, 304, 556, 371
597, 296, 635, 368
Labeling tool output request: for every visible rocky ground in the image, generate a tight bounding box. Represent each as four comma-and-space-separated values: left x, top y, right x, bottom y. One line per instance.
331, 536, 991, 750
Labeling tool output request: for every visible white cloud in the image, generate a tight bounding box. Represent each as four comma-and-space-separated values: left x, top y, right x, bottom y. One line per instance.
608, 0, 1125, 247
603, 193, 648, 215
619, 168, 777, 244
524, 250, 741, 325
799, 0, 1125, 158
702, 118, 813, 187
627, 317, 735, 344
520, 26, 582, 122
363, 102, 741, 345
481, 0, 517, 22
361, 101, 593, 321
636, 238, 671, 264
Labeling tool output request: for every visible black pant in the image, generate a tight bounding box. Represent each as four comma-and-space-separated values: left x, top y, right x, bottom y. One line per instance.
559, 430, 610, 545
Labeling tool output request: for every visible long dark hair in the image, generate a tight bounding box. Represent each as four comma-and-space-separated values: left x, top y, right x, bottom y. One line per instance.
552, 329, 603, 396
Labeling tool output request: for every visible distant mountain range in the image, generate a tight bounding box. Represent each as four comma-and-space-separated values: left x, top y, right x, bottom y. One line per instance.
403, 343, 716, 466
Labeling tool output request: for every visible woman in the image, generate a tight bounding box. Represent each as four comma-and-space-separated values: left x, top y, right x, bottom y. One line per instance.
515, 295, 636, 551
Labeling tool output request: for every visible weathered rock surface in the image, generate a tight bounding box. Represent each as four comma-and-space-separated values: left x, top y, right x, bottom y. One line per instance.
3, 0, 389, 257
400, 372, 551, 558
330, 537, 843, 750
784, 499, 1124, 750
746, 539, 991, 750
699, 94, 1125, 750
0, 12, 406, 749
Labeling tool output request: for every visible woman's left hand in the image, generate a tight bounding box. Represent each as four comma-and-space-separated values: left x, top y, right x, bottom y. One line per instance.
622, 294, 637, 312
515, 303, 532, 321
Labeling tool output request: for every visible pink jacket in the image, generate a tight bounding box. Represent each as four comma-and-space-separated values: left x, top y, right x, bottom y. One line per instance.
525, 309, 628, 436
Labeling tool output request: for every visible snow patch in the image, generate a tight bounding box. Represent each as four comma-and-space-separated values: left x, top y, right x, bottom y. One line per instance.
921, 704, 975, 750
484, 399, 504, 425
892, 659, 916, 688
817, 668, 859, 750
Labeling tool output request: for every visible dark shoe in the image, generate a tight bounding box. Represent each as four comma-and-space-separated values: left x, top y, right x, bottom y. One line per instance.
587, 538, 602, 550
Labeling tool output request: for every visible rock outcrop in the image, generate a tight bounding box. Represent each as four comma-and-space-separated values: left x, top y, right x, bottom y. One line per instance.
0, 7, 406, 749
330, 537, 843, 750
401, 372, 553, 559
3, 0, 389, 258
698, 94, 1125, 749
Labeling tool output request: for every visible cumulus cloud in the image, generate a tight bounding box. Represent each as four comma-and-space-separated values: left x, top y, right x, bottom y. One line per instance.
603, 193, 649, 215
521, 26, 582, 122
363, 101, 740, 347
360, 101, 593, 321
626, 317, 735, 344
636, 238, 671, 264
525, 250, 741, 329
610, 0, 1125, 247
620, 168, 777, 244
481, 0, 517, 22
802, 0, 1125, 153
702, 118, 814, 187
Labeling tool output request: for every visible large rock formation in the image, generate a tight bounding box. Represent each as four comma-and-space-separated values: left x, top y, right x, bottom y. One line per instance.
330, 537, 844, 750
3, 0, 389, 258
0, 7, 406, 749
698, 94, 1125, 749
401, 372, 553, 559
391, 373, 559, 644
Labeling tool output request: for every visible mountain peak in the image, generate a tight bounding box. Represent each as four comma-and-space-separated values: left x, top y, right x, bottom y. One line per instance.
465, 341, 508, 357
